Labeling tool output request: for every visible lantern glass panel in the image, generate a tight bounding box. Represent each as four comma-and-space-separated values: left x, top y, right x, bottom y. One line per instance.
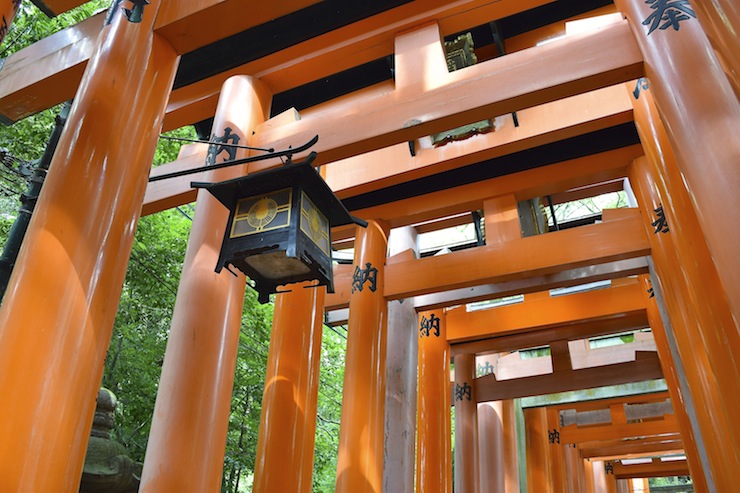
230, 188, 292, 238
299, 191, 330, 256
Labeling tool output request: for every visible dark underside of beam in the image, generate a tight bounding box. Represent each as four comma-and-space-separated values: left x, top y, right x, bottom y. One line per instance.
173, 0, 412, 89
176, 0, 613, 120
341, 122, 640, 211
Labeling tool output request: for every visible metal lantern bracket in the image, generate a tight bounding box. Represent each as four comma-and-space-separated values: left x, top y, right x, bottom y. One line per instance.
148, 135, 321, 183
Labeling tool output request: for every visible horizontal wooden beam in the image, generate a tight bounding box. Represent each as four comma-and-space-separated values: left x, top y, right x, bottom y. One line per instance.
143, 89, 638, 216
580, 438, 684, 460
385, 210, 650, 300
475, 351, 664, 402
324, 256, 649, 315
446, 280, 646, 343
163, 0, 558, 129
0, 13, 103, 124
246, 20, 643, 168
0, 0, 555, 125
613, 458, 690, 480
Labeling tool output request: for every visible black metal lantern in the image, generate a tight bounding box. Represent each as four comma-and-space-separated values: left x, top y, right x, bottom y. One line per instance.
192, 152, 366, 303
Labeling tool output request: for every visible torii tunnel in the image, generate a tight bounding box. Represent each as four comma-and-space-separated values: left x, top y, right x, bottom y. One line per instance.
0, 0, 738, 491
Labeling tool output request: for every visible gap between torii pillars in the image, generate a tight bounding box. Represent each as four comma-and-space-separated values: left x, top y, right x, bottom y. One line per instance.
253, 282, 325, 493
690, 0, 740, 97
140, 75, 271, 492
616, 0, 740, 325
0, 4, 178, 490
416, 308, 452, 493
383, 226, 419, 493
336, 219, 389, 493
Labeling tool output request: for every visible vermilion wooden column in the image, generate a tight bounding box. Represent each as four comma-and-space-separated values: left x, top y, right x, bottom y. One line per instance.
253, 282, 325, 493
638, 274, 708, 493
455, 353, 479, 493
0, 0, 21, 46
478, 399, 505, 492
336, 219, 389, 493
140, 76, 271, 492
502, 399, 521, 492
416, 309, 452, 493
524, 407, 552, 493
690, 0, 739, 96
0, 4, 178, 491
547, 408, 569, 493
563, 443, 583, 493
616, 0, 740, 325
630, 154, 738, 492
628, 82, 720, 493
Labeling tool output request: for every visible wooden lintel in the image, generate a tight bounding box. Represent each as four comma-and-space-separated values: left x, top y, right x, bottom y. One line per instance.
613, 458, 690, 480
247, 20, 642, 168
384, 210, 649, 300
450, 312, 650, 357
475, 351, 664, 402
580, 438, 684, 460
0, 0, 556, 125
446, 280, 646, 343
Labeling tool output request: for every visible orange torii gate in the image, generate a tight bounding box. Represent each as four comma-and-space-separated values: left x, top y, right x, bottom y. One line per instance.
0, 0, 738, 492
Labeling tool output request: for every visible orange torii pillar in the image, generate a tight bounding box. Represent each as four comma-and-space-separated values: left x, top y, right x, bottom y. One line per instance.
0, 0, 21, 46
628, 81, 718, 493
524, 407, 553, 493
416, 309, 452, 493
588, 461, 617, 493
638, 274, 708, 493
691, 0, 739, 96
616, 0, 740, 324
336, 219, 389, 493
629, 151, 738, 491
478, 392, 521, 492
563, 443, 584, 493
140, 76, 271, 492
455, 352, 479, 493
0, 4, 177, 491
253, 283, 325, 493
547, 407, 575, 493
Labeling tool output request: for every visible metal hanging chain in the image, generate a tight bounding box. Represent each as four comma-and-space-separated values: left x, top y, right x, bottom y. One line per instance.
158, 134, 274, 153
149, 135, 319, 182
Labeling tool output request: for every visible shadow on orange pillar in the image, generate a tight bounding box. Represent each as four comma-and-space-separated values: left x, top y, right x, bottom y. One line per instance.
253, 282, 325, 493
690, 0, 740, 97
637, 274, 708, 493
630, 154, 739, 492
616, 0, 740, 325
502, 399, 521, 493
416, 309, 452, 493
524, 407, 552, 493
336, 219, 389, 493
0, 4, 177, 491
455, 353, 479, 493
139, 75, 271, 493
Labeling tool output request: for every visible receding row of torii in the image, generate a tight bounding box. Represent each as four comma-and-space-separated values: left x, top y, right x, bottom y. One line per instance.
0, 0, 738, 491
